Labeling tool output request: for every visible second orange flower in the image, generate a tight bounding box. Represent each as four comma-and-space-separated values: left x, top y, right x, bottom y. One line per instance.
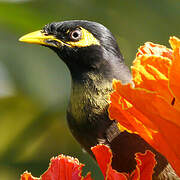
108, 36, 180, 176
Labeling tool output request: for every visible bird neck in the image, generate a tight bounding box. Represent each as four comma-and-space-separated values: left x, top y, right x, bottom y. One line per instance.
71, 70, 113, 96
70, 70, 113, 109
68, 70, 113, 141
68, 57, 132, 125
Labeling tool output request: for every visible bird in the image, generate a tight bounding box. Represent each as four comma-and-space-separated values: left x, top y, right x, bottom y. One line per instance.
19, 20, 179, 179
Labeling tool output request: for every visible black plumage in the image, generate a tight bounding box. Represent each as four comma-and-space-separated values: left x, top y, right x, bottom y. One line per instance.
19, 20, 179, 179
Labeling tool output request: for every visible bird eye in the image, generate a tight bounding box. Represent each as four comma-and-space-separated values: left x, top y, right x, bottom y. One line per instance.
70, 29, 82, 41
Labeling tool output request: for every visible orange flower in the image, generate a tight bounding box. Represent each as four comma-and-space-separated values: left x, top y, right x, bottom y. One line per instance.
21, 155, 92, 180
108, 36, 180, 176
21, 145, 156, 180
92, 145, 156, 180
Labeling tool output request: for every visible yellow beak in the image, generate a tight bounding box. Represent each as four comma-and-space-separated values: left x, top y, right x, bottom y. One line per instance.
19, 30, 64, 48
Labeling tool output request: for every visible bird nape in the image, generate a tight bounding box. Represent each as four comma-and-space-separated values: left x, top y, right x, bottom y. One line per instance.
19, 20, 178, 180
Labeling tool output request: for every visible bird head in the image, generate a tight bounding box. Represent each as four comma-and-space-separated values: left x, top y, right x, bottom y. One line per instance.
19, 20, 129, 81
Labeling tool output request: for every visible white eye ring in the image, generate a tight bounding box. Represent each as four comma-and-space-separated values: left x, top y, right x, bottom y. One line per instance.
70, 29, 82, 41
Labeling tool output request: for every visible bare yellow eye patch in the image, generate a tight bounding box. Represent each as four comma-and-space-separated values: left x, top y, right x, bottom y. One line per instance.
66, 27, 100, 47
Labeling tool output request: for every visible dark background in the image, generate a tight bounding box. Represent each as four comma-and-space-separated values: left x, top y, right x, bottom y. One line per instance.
0, 0, 179, 179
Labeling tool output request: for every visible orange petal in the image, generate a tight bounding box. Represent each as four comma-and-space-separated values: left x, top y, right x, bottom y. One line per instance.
83, 173, 93, 180
132, 55, 174, 103
91, 144, 128, 180
169, 36, 180, 50
41, 155, 89, 180
109, 90, 157, 142
21, 155, 92, 180
133, 41, 174, 104
137, 42, 173, 59
131, 150, 156, 180
21, 172, 39, 180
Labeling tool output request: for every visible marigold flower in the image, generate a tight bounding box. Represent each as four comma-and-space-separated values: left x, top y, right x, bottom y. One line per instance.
108, 36, 180, 176
21, 145, 156, 180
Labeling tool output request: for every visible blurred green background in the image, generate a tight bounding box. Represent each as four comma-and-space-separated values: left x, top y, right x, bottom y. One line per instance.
0, 0, 179, 179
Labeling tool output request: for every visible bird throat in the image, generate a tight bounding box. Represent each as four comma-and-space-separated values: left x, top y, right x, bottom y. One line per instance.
67, 71, 115, 151
68, 72, 112, 124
